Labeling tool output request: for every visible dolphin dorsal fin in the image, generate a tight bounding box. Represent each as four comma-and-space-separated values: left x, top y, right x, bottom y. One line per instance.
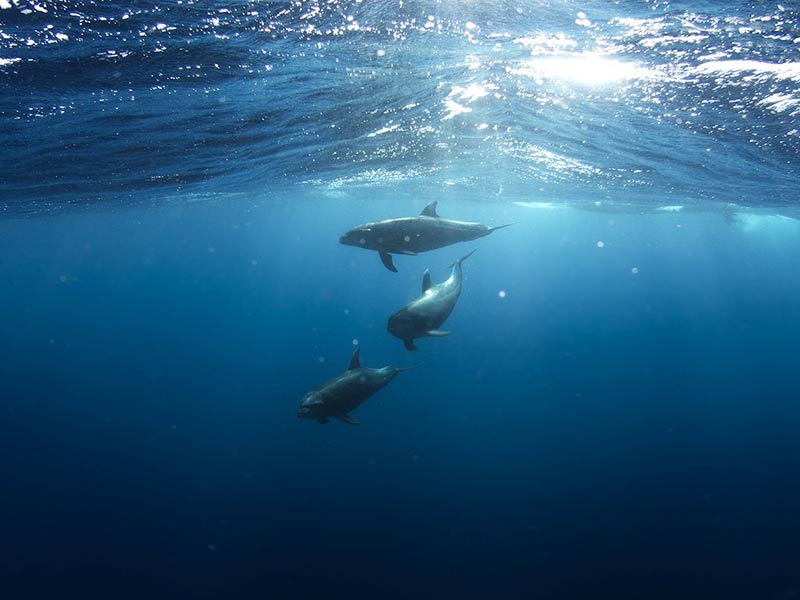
420, 201, 439, 218
422, 269, 433, 293
348, 347, 361, 370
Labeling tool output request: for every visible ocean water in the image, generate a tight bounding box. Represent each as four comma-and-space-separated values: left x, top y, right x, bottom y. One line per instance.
2, 1, 800, 598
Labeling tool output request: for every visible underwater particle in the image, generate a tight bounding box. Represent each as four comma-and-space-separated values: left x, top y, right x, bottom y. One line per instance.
343, 309, 350, 315
250, 259, 258, 266
207, 544, 217, 552
59, 274, 67, 282
318, 356, 325, 363
352, 338, 359, 346
498, 289, 507, 299
631, 267, 639, 274
412, 453, 420, 461
376, 49, 386, 57
208, 246, 216, 253
596, 240, 604, 248
359, 237, 366, 245
403, 235, 411, 242
369, 458, 377, 465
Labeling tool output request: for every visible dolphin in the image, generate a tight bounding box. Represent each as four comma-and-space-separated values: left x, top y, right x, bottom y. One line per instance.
297, 347, 413, 425
339, 201, 511, 272
387, 249, 476, 351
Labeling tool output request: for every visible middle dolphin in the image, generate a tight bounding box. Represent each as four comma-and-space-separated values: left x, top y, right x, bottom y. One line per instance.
387, 250, 476, 351
339, 200, 511, 272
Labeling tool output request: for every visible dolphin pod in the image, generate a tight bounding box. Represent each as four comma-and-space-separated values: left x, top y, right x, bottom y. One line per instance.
298, 202, 507, 424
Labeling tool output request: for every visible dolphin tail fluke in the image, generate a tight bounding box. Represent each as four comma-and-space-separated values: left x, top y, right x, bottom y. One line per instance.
448, 248, 477, 269
489, 223, 515, 233
379, 251, 398, 272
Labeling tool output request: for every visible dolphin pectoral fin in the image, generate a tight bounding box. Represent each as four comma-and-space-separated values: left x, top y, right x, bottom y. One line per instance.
317, 418, 330, 424
404, 339, 417, 351
425, 330, 451, 337
335, 413, 360, 425
420, 200, 439, 218
379, 251, 398, 272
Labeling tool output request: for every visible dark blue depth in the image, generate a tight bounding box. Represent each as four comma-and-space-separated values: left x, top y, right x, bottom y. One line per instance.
1, 197, 799, 599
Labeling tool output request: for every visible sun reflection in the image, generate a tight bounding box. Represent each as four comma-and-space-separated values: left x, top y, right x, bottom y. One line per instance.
510, 53, 655, 86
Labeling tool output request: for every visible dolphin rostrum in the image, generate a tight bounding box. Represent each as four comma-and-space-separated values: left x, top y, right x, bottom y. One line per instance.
387, 249, 476, 351
297, 347, 413, 424
339, 201, 511, 272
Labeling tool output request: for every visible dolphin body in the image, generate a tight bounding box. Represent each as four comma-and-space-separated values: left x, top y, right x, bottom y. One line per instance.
297, 348, 411, 425
339, 201, 511, 272
387, 250, 475, 351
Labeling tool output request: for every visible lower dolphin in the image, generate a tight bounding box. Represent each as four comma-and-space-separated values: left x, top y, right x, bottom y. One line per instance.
297, 347, 413, 424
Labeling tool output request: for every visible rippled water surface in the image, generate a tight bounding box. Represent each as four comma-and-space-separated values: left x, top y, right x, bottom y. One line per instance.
2, 0, 799, 212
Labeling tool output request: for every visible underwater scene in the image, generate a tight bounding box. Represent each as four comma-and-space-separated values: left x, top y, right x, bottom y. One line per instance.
2, 1, 800, 598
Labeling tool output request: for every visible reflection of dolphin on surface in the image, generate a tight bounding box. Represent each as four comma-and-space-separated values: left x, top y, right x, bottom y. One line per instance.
387, 250, 475, 351
297, 348, 413, 425
339, 201, 511, 272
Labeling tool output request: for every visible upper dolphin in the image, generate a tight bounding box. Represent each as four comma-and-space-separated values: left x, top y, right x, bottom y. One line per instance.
297, 347, 412, 425
339, 201, 511, 272
387, 249, 475, 351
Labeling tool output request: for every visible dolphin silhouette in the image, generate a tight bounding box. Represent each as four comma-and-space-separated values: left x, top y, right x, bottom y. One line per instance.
297, 348, 413, 424
339, 201, 511, 272
387, 249, 476, 351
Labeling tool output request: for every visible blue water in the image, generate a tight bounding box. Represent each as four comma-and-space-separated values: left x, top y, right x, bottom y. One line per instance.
2, 1, 800, 598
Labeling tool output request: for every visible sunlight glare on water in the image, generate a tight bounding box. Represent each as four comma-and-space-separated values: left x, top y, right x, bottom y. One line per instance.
510, 53, 657, 86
